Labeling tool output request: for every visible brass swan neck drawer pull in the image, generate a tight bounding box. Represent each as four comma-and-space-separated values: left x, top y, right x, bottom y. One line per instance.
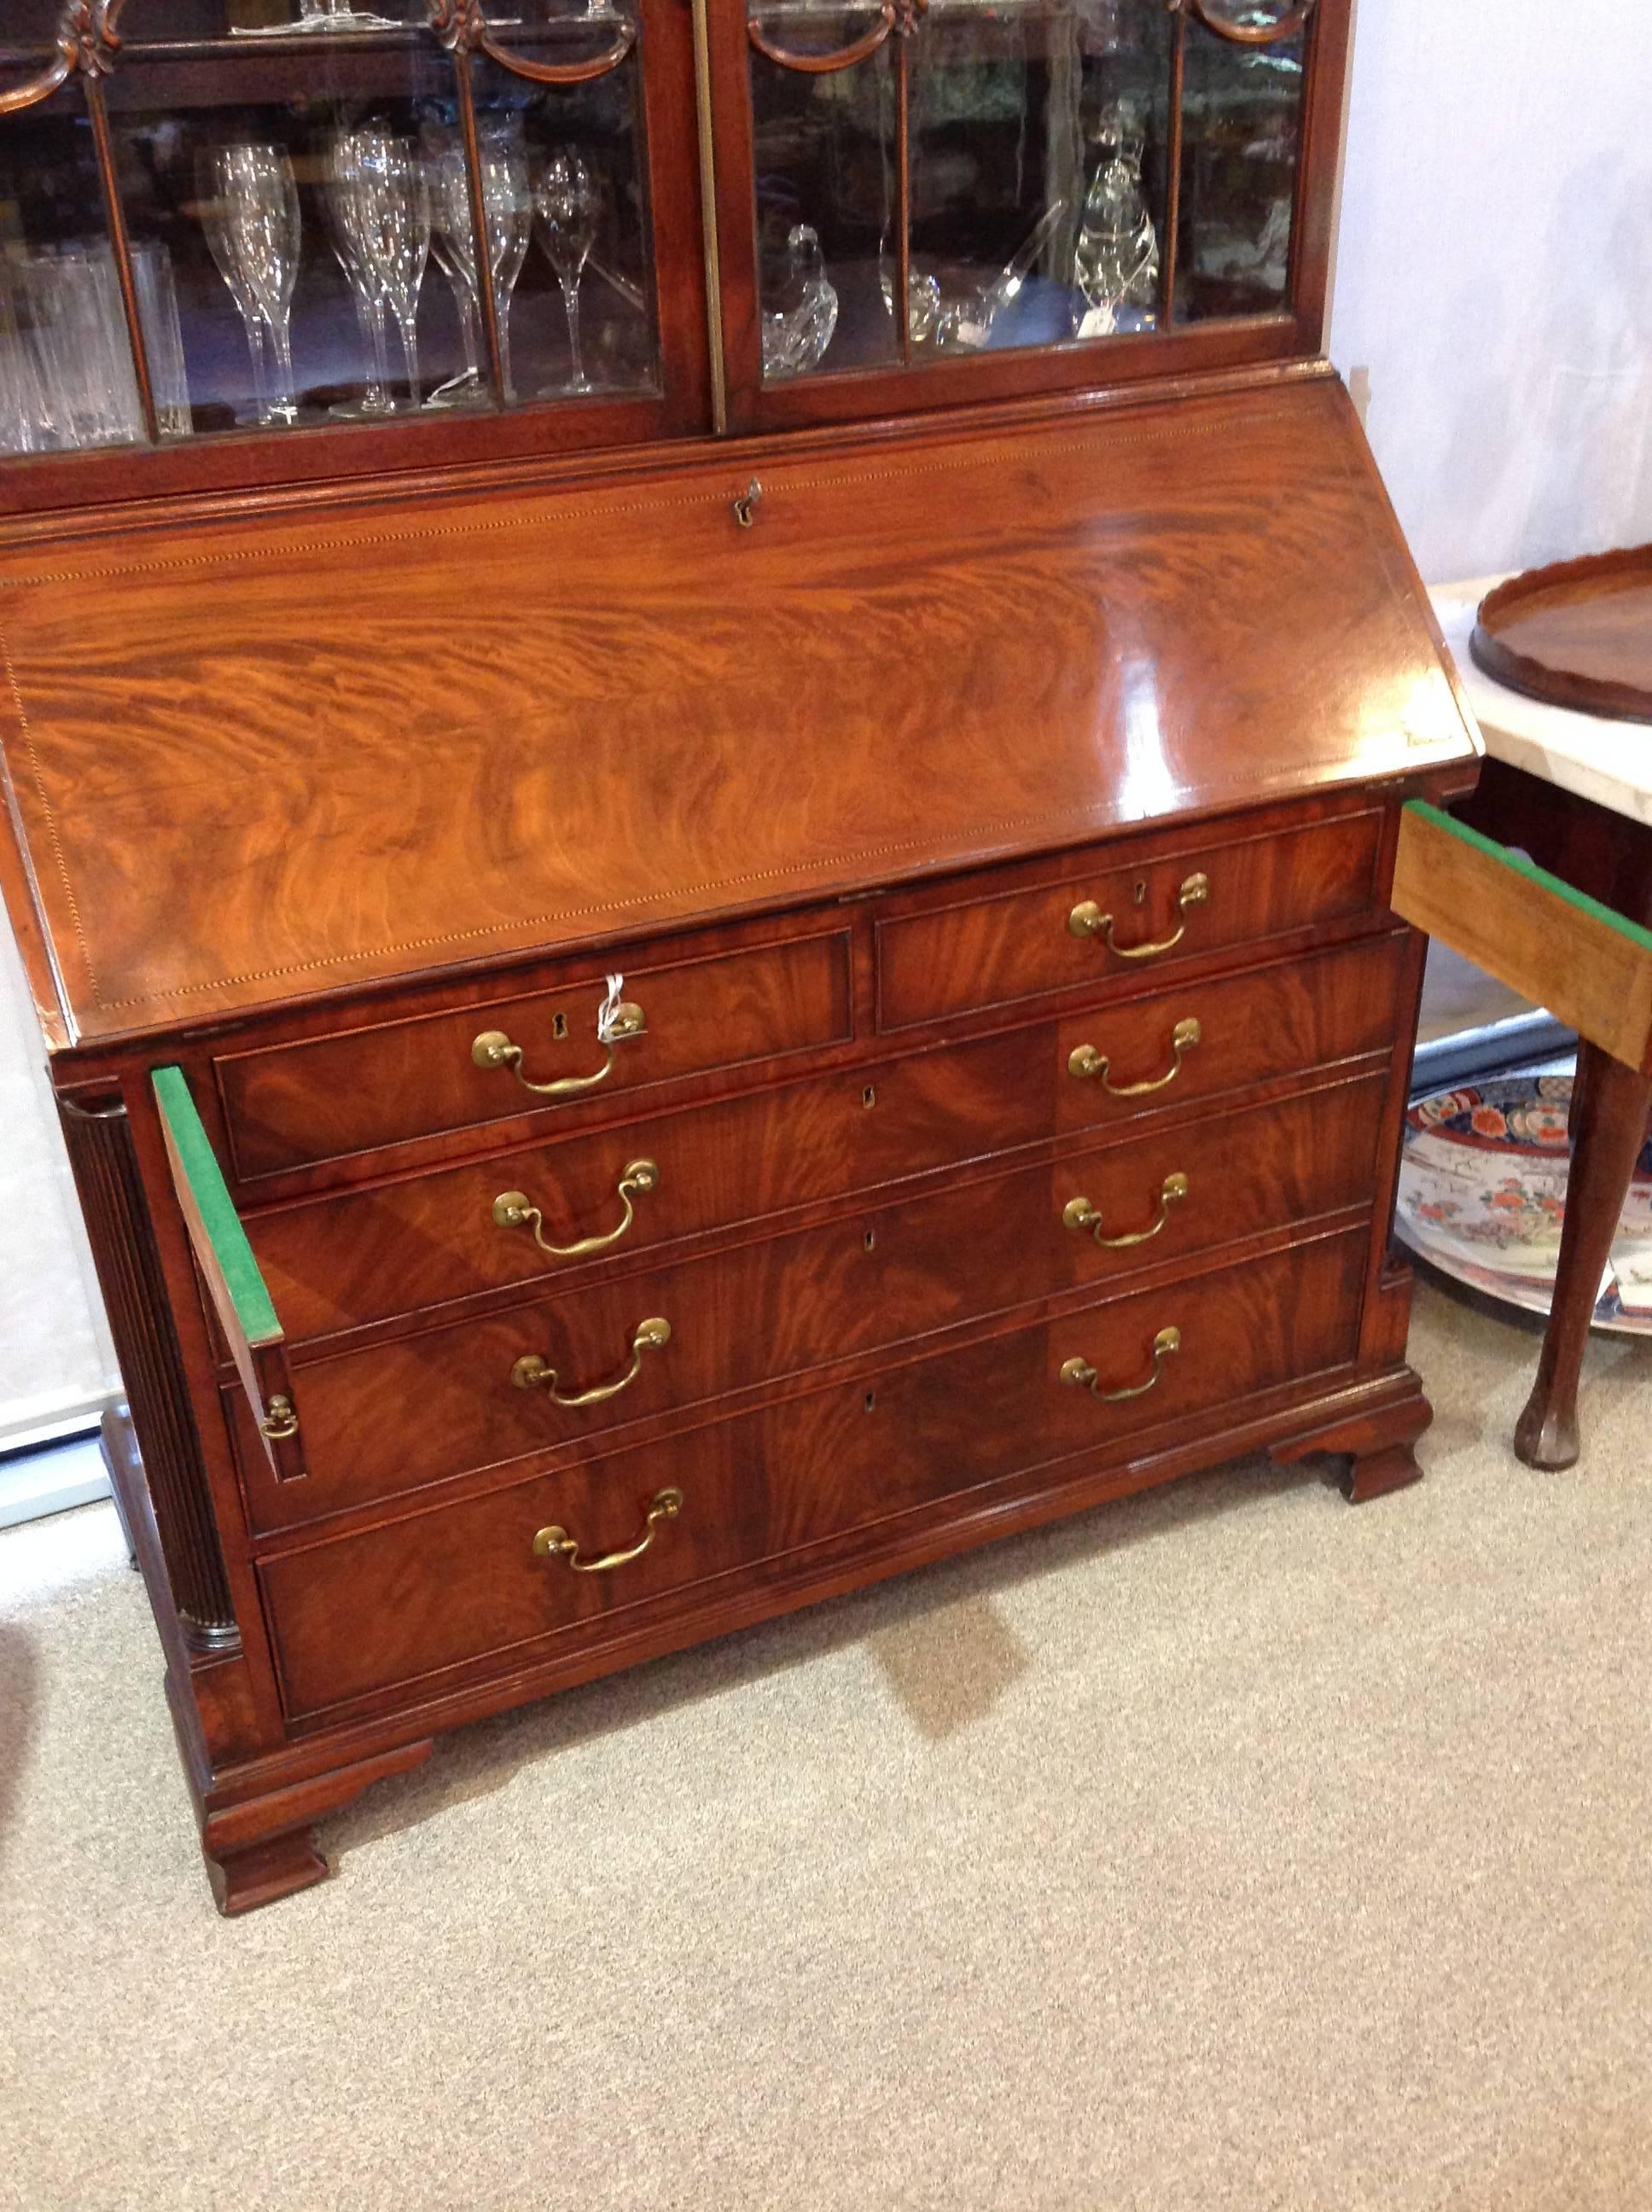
1068, 1016, 1201, 1095
1068, 871, 1209, 958
1061, 1324, 1181, 1403
471, 992, 645, 1100
510, 1318, 672, 1409
1063, 1172, 1189, 1249
493, 1159, 660, 1261
533, 1487, 683, 1574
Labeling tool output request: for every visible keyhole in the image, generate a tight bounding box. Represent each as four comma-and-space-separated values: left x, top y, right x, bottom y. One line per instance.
864, 1390, 876, 1413
863, 1228, 876, 1252
1133, 879, 1148, 909
551, 1011, 568, 1040
862, 1085, 876, 1109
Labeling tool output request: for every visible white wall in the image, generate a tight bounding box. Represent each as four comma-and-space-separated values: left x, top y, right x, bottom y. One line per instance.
1329, 0, 1652, 584
0, 922, 118, 1452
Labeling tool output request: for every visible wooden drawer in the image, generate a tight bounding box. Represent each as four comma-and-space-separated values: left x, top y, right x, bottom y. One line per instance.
258, 1229, 1368, 1720
876, 809, 1384, 1030
212, 923, 854, 1182
1056, 929, 1405, 1134
232, 1070, 1388, 1531
247, 936, 1404, 1342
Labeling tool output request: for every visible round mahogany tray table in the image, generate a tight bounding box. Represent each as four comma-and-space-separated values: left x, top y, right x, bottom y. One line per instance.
1470, 546, 1652, 725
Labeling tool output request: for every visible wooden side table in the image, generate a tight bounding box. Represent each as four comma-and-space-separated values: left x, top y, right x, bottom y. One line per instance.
1413, 587, 1652, 1469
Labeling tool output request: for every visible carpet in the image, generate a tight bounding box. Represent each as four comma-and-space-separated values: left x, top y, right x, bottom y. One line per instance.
2, 1276, 1649, 2211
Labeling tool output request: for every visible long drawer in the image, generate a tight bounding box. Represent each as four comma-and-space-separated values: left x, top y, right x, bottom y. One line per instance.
230, 1070, 1389, 1532
875, 807, 1384, 1029
212, 922, 855, 1183
258, 1229, 1369, 1721
246, 931, 1409, 1342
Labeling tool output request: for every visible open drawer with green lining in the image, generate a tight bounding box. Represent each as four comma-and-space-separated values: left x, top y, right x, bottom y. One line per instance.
1392, 800, 1652, 1075
154, 1067, 306, 1487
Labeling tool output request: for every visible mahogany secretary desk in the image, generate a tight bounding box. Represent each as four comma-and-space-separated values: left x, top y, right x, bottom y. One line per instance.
0, 0, 1479, 1911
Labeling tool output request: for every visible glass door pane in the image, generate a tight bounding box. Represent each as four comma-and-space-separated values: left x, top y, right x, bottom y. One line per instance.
469, 8, 659, 406
747, 5, 899, 381
726, 0, 1320, 421
0, 0, 694, 486
909, 0, 1171, 354
0, 71, 143, 458
1176, 5, 1306, 322
107, 2, 482, 434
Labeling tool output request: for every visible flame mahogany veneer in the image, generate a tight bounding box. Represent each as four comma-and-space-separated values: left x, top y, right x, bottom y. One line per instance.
2, 373, 1480, 1912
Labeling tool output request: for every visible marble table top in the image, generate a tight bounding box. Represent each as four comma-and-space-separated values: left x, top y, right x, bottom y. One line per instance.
1432, 577, 1652, 829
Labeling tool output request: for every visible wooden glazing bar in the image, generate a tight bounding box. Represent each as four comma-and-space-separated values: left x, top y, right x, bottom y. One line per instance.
85, 77, 161, 446
1160, 4, 1185, 329
691, 0, 729, 434
895, 35, 911, 366
452, 50, 509, 410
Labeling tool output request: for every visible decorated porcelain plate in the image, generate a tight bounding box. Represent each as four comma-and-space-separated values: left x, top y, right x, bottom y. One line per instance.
1395, 1068, 1652, 1336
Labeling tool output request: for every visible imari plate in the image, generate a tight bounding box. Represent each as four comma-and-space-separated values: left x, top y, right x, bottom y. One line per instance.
1394, 1068, 1652, 1337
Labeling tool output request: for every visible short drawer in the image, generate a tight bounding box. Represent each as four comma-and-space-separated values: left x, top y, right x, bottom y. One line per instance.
212, 923, 854, 1182
231, 1070, 1388, 1531
258, 1229, 1368, 1720
1056, 930, 1405, 1134
876, 808, 1385, 1030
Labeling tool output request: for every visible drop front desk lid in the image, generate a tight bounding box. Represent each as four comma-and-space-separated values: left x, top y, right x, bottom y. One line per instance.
0, 375, 1480, 1051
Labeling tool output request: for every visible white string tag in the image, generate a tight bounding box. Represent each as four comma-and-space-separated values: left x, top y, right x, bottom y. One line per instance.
596, 973, 626, 1043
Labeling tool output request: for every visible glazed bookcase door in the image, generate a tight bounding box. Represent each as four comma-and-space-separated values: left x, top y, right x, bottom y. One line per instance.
0, 0, 709, 510
707, 0, 1347, 433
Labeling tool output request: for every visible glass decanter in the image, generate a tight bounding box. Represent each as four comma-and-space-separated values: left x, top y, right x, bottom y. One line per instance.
1073, 117, 1160, 341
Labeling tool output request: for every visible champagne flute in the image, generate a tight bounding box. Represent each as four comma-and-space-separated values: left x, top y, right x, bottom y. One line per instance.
200, 144, 301, 424
535, 150, 599, 394
425, 138, 485, 408
196, 146, 265, 422
483, 137, 533, 402
332, 131, 429, 408
323, 131, 395, 417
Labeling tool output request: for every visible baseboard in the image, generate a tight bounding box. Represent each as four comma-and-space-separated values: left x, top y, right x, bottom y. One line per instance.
1411, 1011, 1574, 1098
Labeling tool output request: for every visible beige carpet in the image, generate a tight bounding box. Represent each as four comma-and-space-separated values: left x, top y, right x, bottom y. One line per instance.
3, 1277, 1650, 2212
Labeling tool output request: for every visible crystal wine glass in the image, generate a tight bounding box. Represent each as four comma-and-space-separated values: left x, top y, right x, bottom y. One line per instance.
323, 131, 393, 417
331, 131, 430, 408
482, 137, 533, 403
197, 143, 301, 425
535, 150, 599, 394
424, 139, 484, 408
424, 131, 533, 407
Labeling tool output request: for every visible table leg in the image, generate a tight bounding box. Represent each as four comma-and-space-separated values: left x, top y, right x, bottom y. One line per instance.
1515, 1040, 1652, 1470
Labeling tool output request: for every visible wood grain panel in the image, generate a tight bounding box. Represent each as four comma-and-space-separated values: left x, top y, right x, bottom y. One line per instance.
232, 1070, 1387, 1531
875, 808, 1382, 1028
0, 382, 1477, 1045
259, 1230, 1367, 1718
214, 925, 853, 1179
